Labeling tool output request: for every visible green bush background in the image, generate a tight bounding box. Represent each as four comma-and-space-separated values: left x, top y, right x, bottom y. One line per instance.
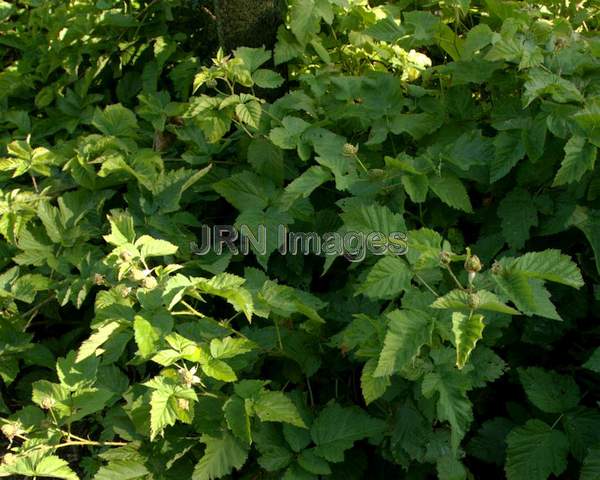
0, 0, 599, 479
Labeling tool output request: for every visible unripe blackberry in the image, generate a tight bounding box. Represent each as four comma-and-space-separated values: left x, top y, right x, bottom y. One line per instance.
342, 143, 359, 156
464, 254, 482, 273
439, 251, 452, 265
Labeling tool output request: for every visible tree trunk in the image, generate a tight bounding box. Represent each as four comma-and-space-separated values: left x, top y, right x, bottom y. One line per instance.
212, 0, 284, 52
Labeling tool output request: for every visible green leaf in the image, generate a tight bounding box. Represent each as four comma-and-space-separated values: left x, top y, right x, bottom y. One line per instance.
258, 279, 326, 323
429, 174, 473, 213
297, 449, 331, 475
422, 371, 472, 451
518, 367, 580, 413
135, 235, 178, 258
310, 403, 385, 462
133, 311, 173, 358
210, 337, 254, 359
235, 207, 293, 268
360, 357, 390, 405
277, 166, 331, 210
340, 202, 406, 237
497, 188, 538, 250
492, 130, 525, 182
214, 171, 276, 212
56, 350, 99, 391
75, 321, 122, 362
289, 0, 333, 45
356, 256, 413, 300
144, 377, 197, 440
0, 451, 78, 480
247, 138, 284, 186
432, 289, 521, 315
253, 69, 285, 88
192, 433, 249, 480
254, 391, 307, 428
375, 309, 432, 377
493, 274, 560, 320
553, 136, 597, 186
436, 455, 468, 480
94, 458, 150, 480
467, 417, 515, 466
201, 358, 237, 382
224, 395, 252, 444
523, 69, 584, 107
562, 407, 600, 462
92, 104, 139, 138
390, 112, 443, 139
583, 347, 600, 373
452, 312, 485, 369
581, 447, 600, 480
104, 211, 136, 247
235, 100, 262, 128
508, 249, 584, 288
505, 420, 569, 480
234, 47, 271, 72
0, 0, 15, 21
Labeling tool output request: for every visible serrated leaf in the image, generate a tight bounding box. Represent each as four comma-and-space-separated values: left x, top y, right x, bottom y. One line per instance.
581, 447, 600, 480
452, 312, 485, 369
277, 166, 331, 210
201, 358, 237, 382
76, 321, 123, 362
375, 309, 432, 377
254, 391, 306, 428
94, 459, 149, 480
518, 367, 580, 413
92, 104, 138, 138
310, 403, 385, 462
357, 256, 413, 300
509, 249, 584, 288
289, 0, 332, 45
0, 451, 79, 479
505, 420, 569, 480
360, 357, 390, 405
432, 289, 520, 315
192, 433, 249, 480
145, 377, 197, 440
583, 347, 600, 372
422, 371, 472, 451
297, 449, 331, 475
562, 407, 600, 462
553, 136, 597, 186
429, 174, 473, 213
224, 395, 252, 444
497, 188, 538, 250
235, 100, 262, 128
135, 235, 178, 258
467, 417, 515, 466
253, 69, 285, 88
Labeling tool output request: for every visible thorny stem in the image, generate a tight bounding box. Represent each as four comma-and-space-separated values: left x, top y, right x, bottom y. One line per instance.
306, 376, 314, 408
22, 294, 56, 330
445, 264, 465, 290
414, 272, 439, 297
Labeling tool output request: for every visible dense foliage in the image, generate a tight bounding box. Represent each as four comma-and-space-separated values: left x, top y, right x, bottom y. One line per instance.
1, 0, 600, 478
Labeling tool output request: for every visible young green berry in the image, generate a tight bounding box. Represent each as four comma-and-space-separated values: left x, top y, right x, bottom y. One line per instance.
464, 254, 482, 273
491, 260, 502, 275
467, 292, 480, 309
342, 143, 359, 156
141, 276, 158, 289
130, 268, 147, 282
439, 251, 452, 265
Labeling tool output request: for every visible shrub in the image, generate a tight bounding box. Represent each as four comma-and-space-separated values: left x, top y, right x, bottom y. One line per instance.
0, 1, 599, 479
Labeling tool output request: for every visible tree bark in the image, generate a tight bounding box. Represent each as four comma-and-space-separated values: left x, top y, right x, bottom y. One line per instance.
212, 0, 284, 52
